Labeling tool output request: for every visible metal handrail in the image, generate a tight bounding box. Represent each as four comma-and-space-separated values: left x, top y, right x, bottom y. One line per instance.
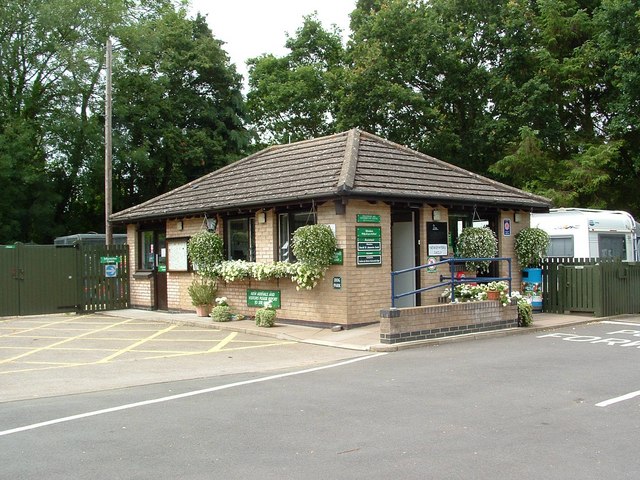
391, 257, 512, 307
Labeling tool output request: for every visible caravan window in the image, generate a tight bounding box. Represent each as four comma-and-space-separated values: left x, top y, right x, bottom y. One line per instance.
547, 236, 574, 257
598, 234, 626, 259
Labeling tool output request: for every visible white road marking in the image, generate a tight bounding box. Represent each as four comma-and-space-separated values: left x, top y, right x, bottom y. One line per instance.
602, 321, 640, 327
0, 353, 387, 437
596, 390, 640, 407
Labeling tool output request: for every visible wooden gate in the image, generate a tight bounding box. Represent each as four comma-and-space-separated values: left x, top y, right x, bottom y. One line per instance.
542, 258, 640, 317
0, 243, 129, 316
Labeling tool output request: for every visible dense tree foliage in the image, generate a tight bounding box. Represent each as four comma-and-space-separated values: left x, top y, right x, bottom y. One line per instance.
246, 14, 345, 146
2, 0, 639, 245
0, 0, 248, 243
246, 0, 640, 217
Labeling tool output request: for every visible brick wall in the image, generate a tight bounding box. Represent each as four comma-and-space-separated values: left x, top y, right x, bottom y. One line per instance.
125, 205, 532, 325
379, 301, 519, 344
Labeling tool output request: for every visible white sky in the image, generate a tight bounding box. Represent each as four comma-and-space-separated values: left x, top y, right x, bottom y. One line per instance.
188, 0, 356, 88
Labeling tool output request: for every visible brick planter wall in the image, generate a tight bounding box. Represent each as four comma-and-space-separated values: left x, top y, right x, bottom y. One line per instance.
379, 301, 518, 344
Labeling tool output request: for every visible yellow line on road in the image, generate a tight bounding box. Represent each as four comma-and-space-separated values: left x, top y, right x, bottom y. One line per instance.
96, 324, 177, 363
0, 319, 132, 364
0, 317, 79, 337
207, 332, 238, 352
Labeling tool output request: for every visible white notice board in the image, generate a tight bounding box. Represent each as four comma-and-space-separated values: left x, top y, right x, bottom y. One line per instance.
167, 239, 189, 271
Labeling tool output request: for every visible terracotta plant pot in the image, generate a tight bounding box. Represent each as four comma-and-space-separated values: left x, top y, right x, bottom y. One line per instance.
195, 304, 212, 317
486, 290, 500, 300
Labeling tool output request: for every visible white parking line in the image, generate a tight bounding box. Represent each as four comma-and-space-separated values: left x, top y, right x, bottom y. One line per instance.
596, 390, 640, 407
0, 353, 387, 437
602, 321, 640, 327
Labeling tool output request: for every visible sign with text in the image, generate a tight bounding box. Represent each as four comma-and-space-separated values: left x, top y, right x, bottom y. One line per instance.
427, 222, 448, 256
332, 249, 344, 265
356, 226, 382, 266
246, 289, 281, 308
356, 214, 381, 223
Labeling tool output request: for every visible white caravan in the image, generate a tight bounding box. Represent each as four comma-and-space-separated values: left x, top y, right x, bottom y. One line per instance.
531, 208, 639, 261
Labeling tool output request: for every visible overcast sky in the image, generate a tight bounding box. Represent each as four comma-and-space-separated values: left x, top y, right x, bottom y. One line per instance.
188, 0, 355, 87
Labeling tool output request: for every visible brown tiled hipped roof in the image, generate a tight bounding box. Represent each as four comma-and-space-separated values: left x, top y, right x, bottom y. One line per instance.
111, 129, 550, 223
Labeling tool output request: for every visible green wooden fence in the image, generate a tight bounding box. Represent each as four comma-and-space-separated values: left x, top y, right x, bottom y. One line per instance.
0, 243, 129, 316
542, 258, 640, 317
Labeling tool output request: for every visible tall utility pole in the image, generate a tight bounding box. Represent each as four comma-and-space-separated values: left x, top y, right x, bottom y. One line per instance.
105, 37, 113, 246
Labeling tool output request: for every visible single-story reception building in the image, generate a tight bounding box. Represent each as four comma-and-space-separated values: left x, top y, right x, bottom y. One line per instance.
111, 129, 551, 329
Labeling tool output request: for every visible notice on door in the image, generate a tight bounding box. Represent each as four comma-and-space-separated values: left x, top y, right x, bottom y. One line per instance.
356, 226, 382, 266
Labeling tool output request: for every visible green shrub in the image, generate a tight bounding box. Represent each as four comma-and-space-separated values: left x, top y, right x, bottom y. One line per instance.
517, 301, 534, 327
255, 308, 276, 327
210, 305, 231, 322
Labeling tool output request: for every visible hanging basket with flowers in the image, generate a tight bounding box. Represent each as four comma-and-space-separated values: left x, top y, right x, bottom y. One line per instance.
456, 227, 498, 274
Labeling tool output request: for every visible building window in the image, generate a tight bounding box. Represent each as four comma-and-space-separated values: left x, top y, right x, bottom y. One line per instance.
278, 211, 317, 262
138, 229, 166, 271
226, 217, 255, 261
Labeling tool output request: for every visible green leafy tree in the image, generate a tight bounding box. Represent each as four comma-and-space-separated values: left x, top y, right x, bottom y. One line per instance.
246, 14, 346, 146
0, 0, 248, 242
112, 8, 249, 210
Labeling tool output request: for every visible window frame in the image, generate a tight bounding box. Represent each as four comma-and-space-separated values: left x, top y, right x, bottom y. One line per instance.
225, 216, 256, 261
277, 210, 317, 262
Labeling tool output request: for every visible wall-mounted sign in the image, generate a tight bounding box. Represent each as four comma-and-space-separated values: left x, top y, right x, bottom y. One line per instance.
427, 222, 448, 256
332, 249, 344, 265
100, 256, 120, 264
247, 289, 281, 308
356, 214, 381, 224
356, 226, 382, 266
104, 264, 117, 278
333, 277, 342, 289
426, 256, 438, 273
503, 219, 512, 237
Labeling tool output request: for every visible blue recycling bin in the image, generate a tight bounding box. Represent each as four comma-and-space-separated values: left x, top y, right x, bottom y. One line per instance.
521, 268, 543, 312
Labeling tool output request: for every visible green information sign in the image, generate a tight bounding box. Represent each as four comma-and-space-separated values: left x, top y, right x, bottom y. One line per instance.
331, 249, 344, 265
100, 256, 120, 264
356, 214, 381, 223
356, 226, 382, 266
247, 289, 281, 308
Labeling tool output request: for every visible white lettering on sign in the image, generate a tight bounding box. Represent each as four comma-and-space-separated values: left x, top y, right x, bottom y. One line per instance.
537, 332, 640, 348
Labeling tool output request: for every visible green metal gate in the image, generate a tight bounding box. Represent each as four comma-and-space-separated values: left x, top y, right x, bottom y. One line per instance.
0, 243, 129, 316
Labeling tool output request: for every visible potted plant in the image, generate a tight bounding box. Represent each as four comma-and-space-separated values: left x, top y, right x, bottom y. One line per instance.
255, 300, 276, 328
514, 227, 550, 312
456, 227, 498, 274
485, 282, 500, 300
187, 277, 217, 317
210, 296, 232, 322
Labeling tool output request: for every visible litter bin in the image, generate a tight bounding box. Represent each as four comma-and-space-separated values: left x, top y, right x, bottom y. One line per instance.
522, 267, 543, 312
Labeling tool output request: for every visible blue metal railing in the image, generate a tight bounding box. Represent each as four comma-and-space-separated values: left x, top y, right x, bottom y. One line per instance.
391, 257, 512, 307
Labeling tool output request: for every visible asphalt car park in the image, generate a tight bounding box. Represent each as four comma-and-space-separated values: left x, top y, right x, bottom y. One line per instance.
0, 314, 367, 402
1, 317, 640, 479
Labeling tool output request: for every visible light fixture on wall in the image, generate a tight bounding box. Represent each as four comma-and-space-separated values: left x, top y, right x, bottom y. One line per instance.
176, 220, 183, 231
514, 212, 522, 223
257, 211, 267, 224
432, 209, 442, 221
